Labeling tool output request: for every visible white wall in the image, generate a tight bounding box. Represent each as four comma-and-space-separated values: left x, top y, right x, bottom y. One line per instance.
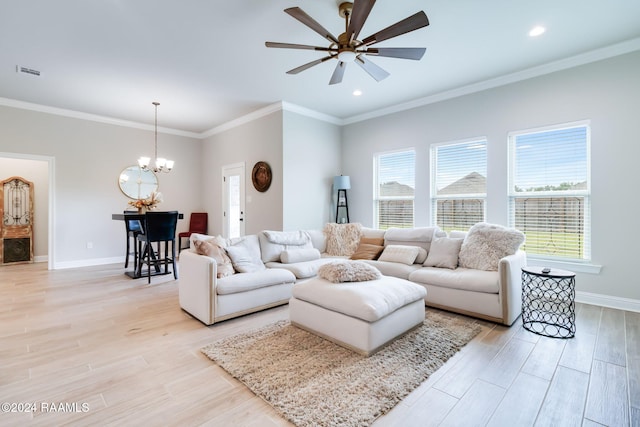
202, 111, 284, 236
0, 106, 202, 267
282, 111, 341, 230
0, 157, 49, 261
342, 51, 640, 302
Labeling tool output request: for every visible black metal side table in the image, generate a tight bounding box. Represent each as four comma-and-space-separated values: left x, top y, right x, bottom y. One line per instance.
521, 266, 576, 338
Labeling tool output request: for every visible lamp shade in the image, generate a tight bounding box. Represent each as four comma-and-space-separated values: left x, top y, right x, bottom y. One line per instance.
333, 175, 351, 190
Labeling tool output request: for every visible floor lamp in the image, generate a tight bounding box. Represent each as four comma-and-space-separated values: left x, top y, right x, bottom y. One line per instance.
334, 175, 350, 223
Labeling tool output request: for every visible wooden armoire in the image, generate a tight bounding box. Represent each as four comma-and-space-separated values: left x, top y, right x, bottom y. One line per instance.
0, 176, 34, 264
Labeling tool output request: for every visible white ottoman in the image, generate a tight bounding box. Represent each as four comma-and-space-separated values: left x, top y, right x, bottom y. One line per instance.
289, 275, 427, 356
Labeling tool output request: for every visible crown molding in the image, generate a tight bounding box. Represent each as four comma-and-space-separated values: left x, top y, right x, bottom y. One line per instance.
200, 101, 343, 138
281, 101, 343, 126
200, 102, 283, 138
0, 97, 200, 139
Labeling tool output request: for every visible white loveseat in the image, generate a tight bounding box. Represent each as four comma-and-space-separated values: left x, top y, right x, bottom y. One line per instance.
178, 224, 526, 326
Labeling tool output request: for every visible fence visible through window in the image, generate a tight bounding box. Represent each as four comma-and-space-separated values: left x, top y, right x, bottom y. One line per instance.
377, 200, 413, 229
436, 199, 484, 232
514, 196, 585, 258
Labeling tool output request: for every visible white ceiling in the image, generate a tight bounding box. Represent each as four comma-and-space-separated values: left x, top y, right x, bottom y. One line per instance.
1, 0, 639, 135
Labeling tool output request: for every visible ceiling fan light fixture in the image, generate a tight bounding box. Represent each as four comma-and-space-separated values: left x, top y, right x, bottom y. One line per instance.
338, 50, 357, 62
266, 3, 430, 85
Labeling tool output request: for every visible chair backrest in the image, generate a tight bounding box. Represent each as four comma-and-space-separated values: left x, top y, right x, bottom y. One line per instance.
189, 212, 208, 234
144, 211, 179, 242
123, 211, 143, 233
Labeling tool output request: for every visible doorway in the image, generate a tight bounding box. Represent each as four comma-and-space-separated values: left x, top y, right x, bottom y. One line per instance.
222, 163, 245, 239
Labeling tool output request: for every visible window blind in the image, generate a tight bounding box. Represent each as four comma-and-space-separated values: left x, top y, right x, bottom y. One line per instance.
431, 139, 487, 231
374, 150, 415, 229
509, 123, 590, 260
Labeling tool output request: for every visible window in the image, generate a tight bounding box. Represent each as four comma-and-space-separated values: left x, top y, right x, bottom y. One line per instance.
509, 122, 590, 260
431, 139, 487, 231
374, 150, 415, 229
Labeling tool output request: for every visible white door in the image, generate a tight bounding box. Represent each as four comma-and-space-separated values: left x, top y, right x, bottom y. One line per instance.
222, 163, 245, 239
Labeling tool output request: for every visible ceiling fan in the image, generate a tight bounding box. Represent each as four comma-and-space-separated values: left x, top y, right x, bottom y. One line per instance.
265, 0, 429, 85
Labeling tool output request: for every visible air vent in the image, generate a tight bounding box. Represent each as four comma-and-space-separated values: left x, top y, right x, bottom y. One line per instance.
16, 65, 41, 77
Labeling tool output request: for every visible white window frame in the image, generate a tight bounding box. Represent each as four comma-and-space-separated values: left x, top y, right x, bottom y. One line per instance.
373, 149, 415, 230
430, 138, 487, 231
508, 120, 591, 262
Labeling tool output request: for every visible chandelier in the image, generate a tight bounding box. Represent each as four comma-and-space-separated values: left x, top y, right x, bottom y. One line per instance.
138, 101, 174, 173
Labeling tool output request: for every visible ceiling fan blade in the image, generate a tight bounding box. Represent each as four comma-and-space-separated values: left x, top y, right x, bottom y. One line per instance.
347, 0, 376, 41
285, 7, 339, 44
329, 61, 347, 85
364, 47, 426, 60
355, 55, 390, 82
286, 56, 335, 75
265, 42, 334, 52
362, 11, 429, 46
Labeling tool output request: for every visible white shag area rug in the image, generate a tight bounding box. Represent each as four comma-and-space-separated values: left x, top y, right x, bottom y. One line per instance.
201, 311, 481, 427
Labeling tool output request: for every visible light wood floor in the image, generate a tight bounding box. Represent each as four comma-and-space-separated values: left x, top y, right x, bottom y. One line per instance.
0, 263, 638, 426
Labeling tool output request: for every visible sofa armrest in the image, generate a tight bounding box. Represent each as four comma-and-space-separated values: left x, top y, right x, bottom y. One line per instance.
498, 250, 527, 325
178, 250, 218, 325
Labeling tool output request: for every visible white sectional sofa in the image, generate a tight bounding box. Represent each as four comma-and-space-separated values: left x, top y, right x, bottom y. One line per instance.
178, 224, 526, 326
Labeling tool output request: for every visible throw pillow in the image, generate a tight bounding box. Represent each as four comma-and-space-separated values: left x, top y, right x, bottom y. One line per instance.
423, 237, 463, 269
225, 235, 266, 273
323, 223, 362, 256
280, 248, 321, 264
377, 245, 421, 265
192, 240, 235, 278
458, 222, 525, 271
360, 236, 384, 246
318, 261, 381, 283
415, 247, 428, 264
350, 243, 384, 260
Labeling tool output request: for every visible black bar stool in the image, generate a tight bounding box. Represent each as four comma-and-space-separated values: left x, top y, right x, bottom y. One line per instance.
136, 211, 179, 283
124, 212, 144, 271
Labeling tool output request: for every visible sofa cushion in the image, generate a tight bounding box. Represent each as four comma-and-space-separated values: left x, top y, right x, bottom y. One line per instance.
225, 235, 265, 273
323, 223, 362, 256
409, 267, 500, 294
265, 258, 336, 279
361, 260, 423, 280
305, 229, 326, 253
383, 226, 445, 252
259, 231, 313, 263
292, 276, 427, 322
458, 223, 525, 271
423, 237, 463, 269
216, 268, 296, 295
317, 261, 381, 283
280, 248, 321, 264
378, 245, 420, 265
361, 227, 386, 240
192, 239, 235, 278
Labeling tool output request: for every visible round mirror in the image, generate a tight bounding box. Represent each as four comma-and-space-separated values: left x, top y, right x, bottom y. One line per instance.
118, 166, 158, 200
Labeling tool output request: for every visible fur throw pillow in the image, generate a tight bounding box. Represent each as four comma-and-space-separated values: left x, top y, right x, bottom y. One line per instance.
323, 223, 362, 256
193, 240, 235, 278
458, 223, 525, 271
318, 261, 381, 283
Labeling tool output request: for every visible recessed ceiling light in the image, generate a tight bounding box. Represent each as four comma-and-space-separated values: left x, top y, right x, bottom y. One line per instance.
529, 25, 546, 37
353, 90, 362, 96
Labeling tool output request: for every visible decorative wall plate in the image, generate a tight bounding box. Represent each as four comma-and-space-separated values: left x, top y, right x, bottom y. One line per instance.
252, 161, 272, 192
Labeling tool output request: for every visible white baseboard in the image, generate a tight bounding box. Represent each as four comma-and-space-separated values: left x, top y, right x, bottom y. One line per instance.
576, 291, 640, 313
54, 256, 123, 270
